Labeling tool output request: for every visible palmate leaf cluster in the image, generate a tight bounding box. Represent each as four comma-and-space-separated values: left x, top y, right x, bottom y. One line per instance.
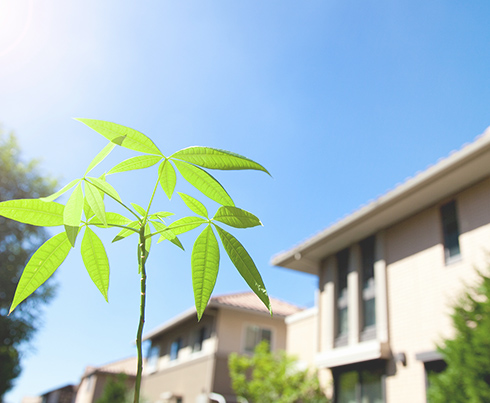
0, 130, 57, 397
229, 341, 327, 403
0, 119, 271, 320
427, 269, 490, 403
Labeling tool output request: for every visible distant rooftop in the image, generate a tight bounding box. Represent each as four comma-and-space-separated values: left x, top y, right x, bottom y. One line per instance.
143, 291, 303, 341
211, 292, 302, 317
82, 356, 138, 378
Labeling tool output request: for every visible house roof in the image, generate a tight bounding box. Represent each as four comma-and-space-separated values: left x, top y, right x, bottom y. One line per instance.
271, 126, 490, 275
143, 292, 303, 341
82, 356, 138, 378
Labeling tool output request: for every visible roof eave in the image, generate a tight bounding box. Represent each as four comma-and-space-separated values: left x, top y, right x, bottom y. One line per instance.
271, 127, 490, 274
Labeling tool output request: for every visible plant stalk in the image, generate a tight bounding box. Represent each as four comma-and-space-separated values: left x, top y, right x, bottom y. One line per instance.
134, 228, 148, 403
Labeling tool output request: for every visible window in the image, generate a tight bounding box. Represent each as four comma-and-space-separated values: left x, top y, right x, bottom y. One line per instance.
146, 344, 160, 372
337, 249, 349, 339
335, 364, 384, 403
192, 326, 208, 352
440, 201, 461, 263
170, 337, 182, 361
360, 236, 376, 331
244, 325, 272, 353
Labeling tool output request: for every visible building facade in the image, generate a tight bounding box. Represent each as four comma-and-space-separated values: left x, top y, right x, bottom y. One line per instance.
272, 127, 490, 402
141, 292, 302, 403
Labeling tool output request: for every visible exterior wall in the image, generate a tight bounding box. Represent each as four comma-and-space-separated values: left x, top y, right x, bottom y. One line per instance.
286, 308, 318, 367
142, 354, 215, 403
215, 308, 288, 355
141, 313, 217, 402
384, 176, 490, 403
313, 176, 490, 402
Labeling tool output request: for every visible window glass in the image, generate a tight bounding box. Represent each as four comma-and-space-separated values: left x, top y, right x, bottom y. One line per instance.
337, 249, 350, 337
170, 337, 182, 361
360, 370, 383, 403
338, 371, 358, 403
360, 236, 376, 329
336, 365, 384, 403
244, 325, 272, 353
146, 344, 160, 372
441, 201, 461, 262
193, 327, 208, 352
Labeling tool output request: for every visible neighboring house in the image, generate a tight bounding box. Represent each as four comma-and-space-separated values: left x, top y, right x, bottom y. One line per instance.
74, 356, 137, 403
140, 292, 302, 403
272, 127, 490, 402
21, 384, 77, 403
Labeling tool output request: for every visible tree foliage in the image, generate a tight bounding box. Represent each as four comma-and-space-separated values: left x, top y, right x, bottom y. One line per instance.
0, 130, 57, 397
229, 341, 327, 403
427, 269, 490, 403
96, 373, 132, 403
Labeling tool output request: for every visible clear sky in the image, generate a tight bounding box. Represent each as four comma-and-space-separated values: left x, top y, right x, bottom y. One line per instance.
1, 1, 489, 401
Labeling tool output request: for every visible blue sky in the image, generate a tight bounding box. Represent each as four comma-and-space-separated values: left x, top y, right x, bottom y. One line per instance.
1, 1, 489, 401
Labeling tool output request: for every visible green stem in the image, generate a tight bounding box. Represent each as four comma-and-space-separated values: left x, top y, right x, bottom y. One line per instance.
134, 228, 148, 403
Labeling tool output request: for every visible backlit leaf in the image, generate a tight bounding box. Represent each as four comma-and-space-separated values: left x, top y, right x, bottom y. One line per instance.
149, 211, 174, 221
112, 221, 140, 242
85, 182, 106, 226
0, 199, 64, 226
89, 212, 132, 228
213, 206, 262, 228
171, 147, 270, 174
84, 142, 116, 176
86, 177, 122, 203
178, 192, 208, 217
158, 160, 177, 200
173, 160, 234, 206
76, 118, 163, 155
81, 227, 110, 301
151, 220, 184, 250
192, 225, 219, 320
63, 183, 84, 247
214, 225, 271, 314
107, 155, 162, 175
9, 232, 71, 313
131, 203, 147, 217
40, 179, 79, 202
168, 216, 206, 235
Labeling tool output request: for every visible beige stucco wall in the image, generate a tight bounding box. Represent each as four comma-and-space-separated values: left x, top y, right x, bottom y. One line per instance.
384, 176, 490, 402
286, 308, 318, 367
215, 307, 288, 355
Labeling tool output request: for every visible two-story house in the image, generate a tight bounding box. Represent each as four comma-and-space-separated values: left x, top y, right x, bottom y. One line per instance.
141, 292, 302, 403
272, 127, 490, 402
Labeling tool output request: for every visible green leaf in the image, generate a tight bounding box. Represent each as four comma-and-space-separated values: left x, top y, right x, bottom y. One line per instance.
192, 225, 220, 320
63, 183, 84, 247
76, 118, 163, 155
173, 160, 234, 206
151, 220, 184, 250
131, 203, 147, 217
84, 199, 95, 220
213, 206, 262, 228
168, 216, 206, 235
81, 227, 110, 301
112, 221, 140, 242
149, 211, 174, 221
158, 159, 177, 200
84, 181, 106, 226
89, 212, 132, 228
178, 192, 208, 217
0, 199, 64, 226
107, 155, 162, 175
85, 177, 122, 203
84, 142, 116, 176
40, 179, 80, 202
9, 232, 71, 313
171, 147, 270, 175
214, 225, 271, 314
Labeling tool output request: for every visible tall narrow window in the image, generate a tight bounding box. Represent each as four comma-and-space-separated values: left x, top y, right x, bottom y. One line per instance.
170, 337, 182, 361
360, 236, 376, 331
441, 201, 461, 263
193, 326, 208, 352
337, 249, 349, 339
336, 365, 384, 403
146, 343, 160, 372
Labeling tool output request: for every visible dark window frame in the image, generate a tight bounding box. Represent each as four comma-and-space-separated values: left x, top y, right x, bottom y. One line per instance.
440, 200, 461, 264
